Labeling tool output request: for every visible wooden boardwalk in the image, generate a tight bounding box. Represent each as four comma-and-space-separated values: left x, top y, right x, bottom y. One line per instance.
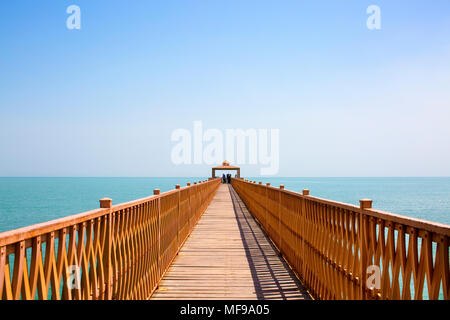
152, 184, 311, 300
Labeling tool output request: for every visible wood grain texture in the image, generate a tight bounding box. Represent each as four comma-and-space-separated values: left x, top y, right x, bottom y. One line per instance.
152, 184, 311, 300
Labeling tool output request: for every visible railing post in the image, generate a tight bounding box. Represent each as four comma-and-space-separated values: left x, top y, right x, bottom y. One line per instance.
265, 183, 270, 233
359, 199, 372, 300
301, 189, 310, 286
99, 198, 112, 300
279, 185, 284, 252
175, 185, 181, 250
154, 189, 161, 279
187, 183, 192, 231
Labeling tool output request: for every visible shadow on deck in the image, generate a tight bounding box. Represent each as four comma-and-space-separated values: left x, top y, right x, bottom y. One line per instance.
228, 185, 311, 300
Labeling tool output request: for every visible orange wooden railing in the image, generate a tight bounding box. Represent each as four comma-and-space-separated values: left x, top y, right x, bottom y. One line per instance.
231, 178, 450, 300
0, 178, 220, 300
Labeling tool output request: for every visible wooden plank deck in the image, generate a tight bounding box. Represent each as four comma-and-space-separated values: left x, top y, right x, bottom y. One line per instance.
152, 184, 312, 300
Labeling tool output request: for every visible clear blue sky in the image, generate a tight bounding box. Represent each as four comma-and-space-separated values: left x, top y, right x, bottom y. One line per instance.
1, 0, 449, 177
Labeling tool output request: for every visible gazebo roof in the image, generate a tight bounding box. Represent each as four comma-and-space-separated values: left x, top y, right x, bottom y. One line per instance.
212, 161, 240, 170
212, 165, 240, 170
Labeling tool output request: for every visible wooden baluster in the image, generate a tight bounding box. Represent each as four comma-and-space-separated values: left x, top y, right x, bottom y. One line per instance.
266, 183, 270, 233
153, 189, 161, 283
359, 199, 372, 300
302, 189, 310, 294
12, 241, 25, 300
435, 235, 449, 299
99, 198, 113, 300
187, 183, 191, 233
56, 228, 68, 300
279, 186, 284, 253
0, 246, 6, 299
175, 185, 181, 251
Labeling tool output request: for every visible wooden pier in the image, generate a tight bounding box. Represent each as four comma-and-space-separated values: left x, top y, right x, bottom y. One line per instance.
152, 184, 310, 300
0, 166, 449, 300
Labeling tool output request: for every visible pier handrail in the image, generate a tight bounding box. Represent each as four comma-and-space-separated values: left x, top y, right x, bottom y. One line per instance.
231, 178, 450, 300
0, 178, 221, 300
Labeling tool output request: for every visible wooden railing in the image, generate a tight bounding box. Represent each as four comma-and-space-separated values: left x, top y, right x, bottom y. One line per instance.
0, 178, 220, 300
231, 178, 450, 300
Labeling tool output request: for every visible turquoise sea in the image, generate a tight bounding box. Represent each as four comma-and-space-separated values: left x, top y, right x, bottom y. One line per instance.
0, 177, 206, 233
250, 177, 450, 226
0, 177, 449, 233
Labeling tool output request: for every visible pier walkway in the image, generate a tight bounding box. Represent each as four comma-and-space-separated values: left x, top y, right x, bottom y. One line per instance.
152, 184, 311, 300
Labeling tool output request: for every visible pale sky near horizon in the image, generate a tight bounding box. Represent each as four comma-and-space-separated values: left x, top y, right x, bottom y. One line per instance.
1, 0, 450, 177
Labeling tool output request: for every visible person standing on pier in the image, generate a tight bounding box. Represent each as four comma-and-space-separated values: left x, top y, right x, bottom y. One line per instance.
222, 174, 226, 183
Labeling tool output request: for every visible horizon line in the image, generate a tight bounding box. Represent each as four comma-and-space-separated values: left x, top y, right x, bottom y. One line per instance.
1, 176, 450, 179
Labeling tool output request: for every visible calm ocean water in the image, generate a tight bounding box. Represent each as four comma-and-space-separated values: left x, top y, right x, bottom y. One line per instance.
0, 177, 206, 233
253, 177, 450, 226
0, 177, 449, 233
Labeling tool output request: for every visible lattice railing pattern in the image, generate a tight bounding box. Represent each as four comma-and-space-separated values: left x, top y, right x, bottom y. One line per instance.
231, 178, 450, 300
0, 178, 220, 300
